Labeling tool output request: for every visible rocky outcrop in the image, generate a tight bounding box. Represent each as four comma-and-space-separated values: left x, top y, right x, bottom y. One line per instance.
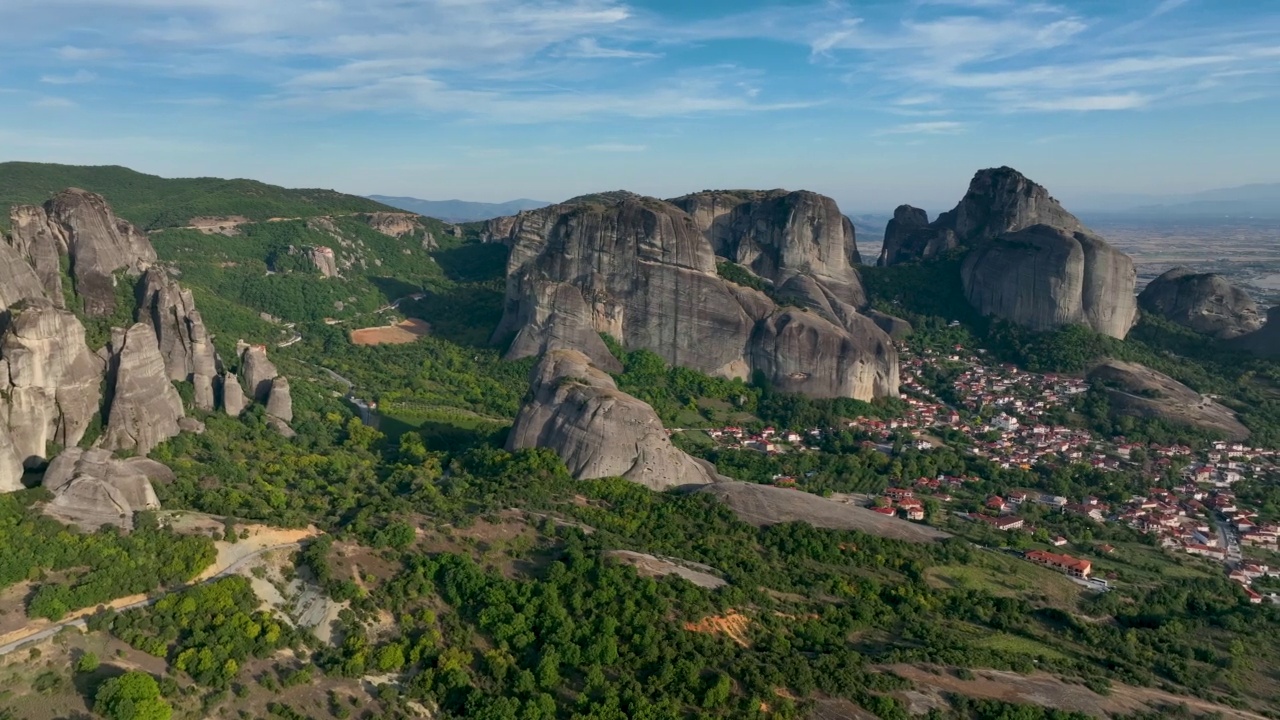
0, 239, 49, 310
0, 299, 104, 467
42, 448, 168, 530
0, 427, 23, 493
1138, 267, 1263, 339
877, 205, 936, 266
239, 342, 279, 402
140, 268, 218, 410
508, 349, 720, 490
221, 372, 247, 416
1230, 306, 1280, 357
102, 323, 185, 456
306, 246, 339, 278
960, 224, 1138, 339
7, 205, 65, 306
492, 194, 898, 400
867, 310, 913, 340
44, 189, 157, 316
359, 212, 420, 238
1088, 360, 1249, 441
878, 167, 1086, 267
266, 376, 293, 423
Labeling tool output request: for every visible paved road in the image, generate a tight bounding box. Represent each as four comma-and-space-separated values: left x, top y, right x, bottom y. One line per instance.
0, 542, 304, 658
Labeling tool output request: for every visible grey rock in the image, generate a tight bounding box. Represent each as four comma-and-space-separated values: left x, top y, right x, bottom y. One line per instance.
43, 189, 157, 317
507, 349, 720, 490
41, 448, 165, 531
7, 204, 66, 306
879, 167, 1085, 266
358, 212, 421, 238
305, 246, 339, 278
266, 376, 293, 423
221, 372, 247, 416
1227, 306, 1280, 357
1138, 267, 1263, 339
0, 299, 104, 467
960, 224, 1138, 339
866, 309, 913, 339
102, 323, 186, 456
1088, 360, 1249, 441
240, 343, 279, 402
0, 426, 23, 493
266, 415, 297, 438
0, 237, 49, 310
140, 268, 218, 409
178, 417, 206, 434
493, 194, 898, 400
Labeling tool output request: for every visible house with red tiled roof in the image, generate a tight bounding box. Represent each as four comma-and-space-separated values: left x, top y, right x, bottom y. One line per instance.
1026, 550, 1092, 578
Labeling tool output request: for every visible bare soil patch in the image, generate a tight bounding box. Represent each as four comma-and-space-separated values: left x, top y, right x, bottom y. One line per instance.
684, 611, 752, 647
605, 550, 727, 588
350, 318, 431, 345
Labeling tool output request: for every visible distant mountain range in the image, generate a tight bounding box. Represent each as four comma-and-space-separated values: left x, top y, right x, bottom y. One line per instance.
367, 195, 550, 223
1069, 182, 1280, 218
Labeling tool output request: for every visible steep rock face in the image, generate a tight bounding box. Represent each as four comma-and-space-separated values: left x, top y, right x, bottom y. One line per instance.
493, 195, 898, 400
671, 189, 865, 303
877, 205, 940, 266
266, 376, 293, 423
303, 246, 339, 278
1088, 360, 1249, 440
1229, 306, 1280, 357
44, 189, 157, 316
42, 448, 168, 530
0, 299, 104, 467
102, 323, 185, 456
867, 309, 913, 340
0, 239, 49, 310
359, 212, 420, 238
507, 349, 720, 490
960, 225, 1138, 339
140, 268, 218, 410
879, 167, 1085, 267
0, 427, 23, 493
1138, 267, 1263, 339
240, 343, 279, 402
7, 205, 66, 306
222, 372, 247, 416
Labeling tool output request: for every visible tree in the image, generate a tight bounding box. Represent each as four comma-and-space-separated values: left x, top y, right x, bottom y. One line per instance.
75, 652, 100, 673
94, 671, 172, 720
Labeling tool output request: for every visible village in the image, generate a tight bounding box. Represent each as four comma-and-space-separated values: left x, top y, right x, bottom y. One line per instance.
698, 340, 1280, 603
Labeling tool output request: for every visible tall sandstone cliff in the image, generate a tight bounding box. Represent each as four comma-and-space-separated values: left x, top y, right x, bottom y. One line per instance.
507, 349, 720, 490
490, 193, 897, 400
879, 167, 1137, 339
1138, 267, 1263, 339
101, 323, 186, 457
141, 268, 219, 410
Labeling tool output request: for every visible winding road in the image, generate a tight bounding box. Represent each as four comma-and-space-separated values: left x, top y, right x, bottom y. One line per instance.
0, 541, 305, 658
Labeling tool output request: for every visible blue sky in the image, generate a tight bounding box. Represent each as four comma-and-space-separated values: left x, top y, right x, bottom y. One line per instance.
0, 0, 1277, 212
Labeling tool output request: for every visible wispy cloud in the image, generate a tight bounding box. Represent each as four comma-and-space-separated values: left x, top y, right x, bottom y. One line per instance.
562, 38, 659, 59
55, 46, 113, 61
31, 97, 77, 109
874, 121, 967, 135
585, 143, 647, 152
40, 69, 96, 85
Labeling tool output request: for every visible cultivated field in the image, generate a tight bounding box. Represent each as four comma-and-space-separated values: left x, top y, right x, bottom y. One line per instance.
350, 318, 431, 345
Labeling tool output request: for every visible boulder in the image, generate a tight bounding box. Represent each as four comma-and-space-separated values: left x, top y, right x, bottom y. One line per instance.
240, 343, 279, 402
41, 448, 166, 530
7, 204, 66, 306
1138, 267, 1263, 339
960, 224, 1138, 339
1088, 360, 1249, 441
306, 246, 339, 278
507, 349, 721, 490
266, 376, 293, 423
140, 268, 219, 409
102, 323, 186, 456
221, 372, 247, 416
492, 194, 898, 400
43, 189, 157, 316
0, 298, 105, 467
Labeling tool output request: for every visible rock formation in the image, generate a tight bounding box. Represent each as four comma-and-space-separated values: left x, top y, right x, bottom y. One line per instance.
240, 342, 279, 402
102, 323, 186, 456
42, 448, 168, 530
1138, 267, 1263, 339
359, 212, 420, 238
0, 427, 23, 493
7, 205, 65, 306
306, 246, 339, 278
140, 268, 218, 410
1230, 306, 1280, 357
960, 224, 1138, 339
1088, 360, 1249, 440
867, 310, 913, 340
0, 299, 104, 467
877, 205, 936, 266
266, 376, 293, 423
0, 239, 49, 310
222, 372, 247, 416
42, 189, 157, 316
492, 193, 898, 400
507, 349, 720, 490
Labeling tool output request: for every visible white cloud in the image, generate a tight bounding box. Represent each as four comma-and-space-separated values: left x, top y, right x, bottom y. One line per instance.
40, 69, 96, 85
585, 143, 646, 152
874, 121, 967, 135
31, 97, 77, 109
563, 38, 659, 59
56, 46, 114, 61
1007, 93, 1150, 111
